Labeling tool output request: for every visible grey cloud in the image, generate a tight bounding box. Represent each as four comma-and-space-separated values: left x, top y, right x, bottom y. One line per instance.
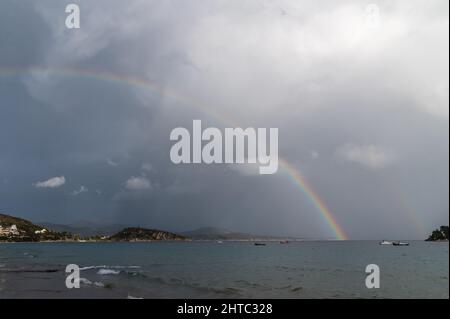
0, 0, 447, 239
72, 185, 88, 195
125, 176, 152, 191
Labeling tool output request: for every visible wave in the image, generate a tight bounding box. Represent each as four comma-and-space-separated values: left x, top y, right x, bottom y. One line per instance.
97, 269, 121, 275
80, 266, 242, 297
79, 277, 105, 288
136, 275, 243, 297
79, 265, 141, 271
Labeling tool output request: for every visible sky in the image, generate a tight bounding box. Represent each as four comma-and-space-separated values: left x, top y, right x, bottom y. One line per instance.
0, 0, 448, 239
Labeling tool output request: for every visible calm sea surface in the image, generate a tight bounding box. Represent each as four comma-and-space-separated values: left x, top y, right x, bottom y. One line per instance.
0, 241, 448, 299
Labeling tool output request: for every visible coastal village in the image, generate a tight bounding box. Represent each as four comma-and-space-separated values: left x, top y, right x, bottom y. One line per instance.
0, 213, 56, 241
0, 213, 185, 242
0, 223, 48, 238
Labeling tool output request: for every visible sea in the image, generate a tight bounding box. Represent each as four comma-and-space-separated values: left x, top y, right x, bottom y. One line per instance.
0, 241, 448, 299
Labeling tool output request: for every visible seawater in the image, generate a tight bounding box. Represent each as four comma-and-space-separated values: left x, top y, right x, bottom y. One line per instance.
0, 241, 448, 299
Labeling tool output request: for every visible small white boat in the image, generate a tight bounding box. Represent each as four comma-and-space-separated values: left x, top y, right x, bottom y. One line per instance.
217, 240, 223, 244
379, 240, 392, 245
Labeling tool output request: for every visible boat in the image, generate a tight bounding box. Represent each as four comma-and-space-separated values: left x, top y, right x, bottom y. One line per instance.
280, 240, 289, 244
392, 242, 409, 246
254, 242, 266, 246
379, 240, 392, 245
217, 240, 223, 244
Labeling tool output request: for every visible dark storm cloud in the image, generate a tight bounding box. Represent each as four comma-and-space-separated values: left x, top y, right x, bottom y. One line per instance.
0, 0, 448, 239
0, 1, 51, 66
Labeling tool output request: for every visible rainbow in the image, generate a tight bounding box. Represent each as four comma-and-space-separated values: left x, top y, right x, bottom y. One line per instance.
0, 65, 348, 240
280, 159, 348, 240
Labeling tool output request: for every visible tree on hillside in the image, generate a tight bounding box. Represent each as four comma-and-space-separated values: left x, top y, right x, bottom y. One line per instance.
426, 226, 449, 241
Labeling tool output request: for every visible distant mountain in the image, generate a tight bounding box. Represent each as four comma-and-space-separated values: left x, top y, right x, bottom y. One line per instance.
182, 227, 234, 237
0, 213, 71, 242
4, 213, 297, 242
110, 227, 185, 241
181, 227, 280, 240
39, 221, 129, 237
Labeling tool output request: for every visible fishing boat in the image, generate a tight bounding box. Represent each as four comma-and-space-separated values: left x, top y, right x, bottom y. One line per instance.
254, 242, 266, 246
392, 242, 409, 246
379, 240, 393, 245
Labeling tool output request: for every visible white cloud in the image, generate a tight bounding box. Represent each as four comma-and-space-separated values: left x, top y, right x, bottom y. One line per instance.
72, 185, 88, 196
336, 144, 395, 169
125, 176, 152, 190
106, 158, 119, 167
34, 176, 66, 188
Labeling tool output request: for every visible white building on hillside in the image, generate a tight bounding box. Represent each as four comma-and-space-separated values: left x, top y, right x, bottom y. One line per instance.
10, 225, 19, 235
0, 224, 20, 236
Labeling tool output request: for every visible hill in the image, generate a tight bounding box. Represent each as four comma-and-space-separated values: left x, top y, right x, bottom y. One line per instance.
110, 227, 185, 241
0, 213, 72, 242
426, 226, 449, 241
39, 221, 128, 237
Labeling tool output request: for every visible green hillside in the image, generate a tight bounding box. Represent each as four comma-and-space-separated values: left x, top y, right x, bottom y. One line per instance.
0, 213, 72, 242
110, 227, 185, 241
